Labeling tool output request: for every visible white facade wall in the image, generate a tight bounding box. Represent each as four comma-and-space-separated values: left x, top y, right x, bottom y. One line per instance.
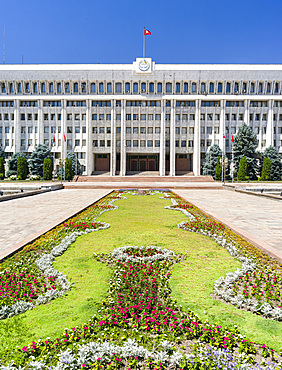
0, 59, 282, 176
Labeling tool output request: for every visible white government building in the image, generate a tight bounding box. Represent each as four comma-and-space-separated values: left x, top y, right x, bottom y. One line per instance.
0, 58, 282, 176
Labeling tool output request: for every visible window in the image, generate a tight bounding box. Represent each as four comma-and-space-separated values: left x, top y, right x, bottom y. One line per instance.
93, 140, 98, 147
67, 126, 72, 133
184, 82, 188, 93
181, 140, 186, 147
107, 127, 111, 134
207, 114, 213, 121
49, 82, 54, 93
155, 114, 161, 120
147, 127, 153, 134
107, 83, 112, 93
33, 82, 38, 93
149, 82, 154, 93
75, 126, 80, 133
218, 82, 222, 93
226, 82, 230, 93
91, 83, 95, 93
51, 126, 56, 133
92, 127, 98, 134
126, 140, 131, 147
165, 127, 170, 134
126, 114, 131, 121
106, 114, 111, 121
107, 140, 111, 147
214, 126, 219, 134
200, 114, 205, 121
140, 127, 146, 134
116, 140, 121, 147
175, 140, 179, 147
258, 82, 263, 93
201, 82, 206, 93
21, 114, 25, 121
147, 140, 153, 147
148, 114, 153, 121
157, 82, 162, 93
209, 82, 214, 93
81, 82, 86, 93
239, 114, 243, 121
192, 82, 197, 93
262, 114, 267, 121
176, 114, 180, 121
133, 140, 138, 147
133, 114, 139, 121
133, 127, 139, 134
181, 127, 187, 134
115, 83, 122, 93
125, 82, 130, 93
255, 114, 260, 121
200, 127, 205, 134
10, 83, 14, 93
140, 140, 146, 147
44, 126, 49, 133
250, 82, 254, 93
116, 114, 121, 120
275, 82, 279, 93
234, 82, 239, 93
166, 100, 171, 106
267, 83, 271, 93
188, 140, 193, 147
75, 139, 80, 146
116, 127, 121, 134
176, 82, 180, 93
75, 114, 80, 121
190, 114, 195, 121
242, 82, 247, 93
41, 83, 45, 93
165, 114, 170, 121
28, 126, 33, 133
67, 114, 72, 120
201, 140, 205, 147
175, 127, 180, 135
126, 127, 131, 134
166, 83, 172, 93
21, 126, 26, 134
225, 114, 230, 121
99, 83, 104, 93
99, 127, 105, 134
141, 82, 146, 92
100, 140, 105, 147
99, 114, 104, 121
207, 127, 212, 134
92, 114, 97, 121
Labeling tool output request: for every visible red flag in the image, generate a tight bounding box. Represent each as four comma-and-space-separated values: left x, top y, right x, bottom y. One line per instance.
53, 134, 55, 144
223, 133, 226, 139
64, 134, 66, 142
144, 29, 151, 35
231, 134, 235, 143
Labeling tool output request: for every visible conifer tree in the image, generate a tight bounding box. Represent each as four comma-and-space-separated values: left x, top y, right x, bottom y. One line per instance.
65, 158, 73, 181
203, 144, 223, 178
260, 146, 282, 181
261, 157, 271, 181
233, 123, 258, 180
0, 145, 4, 159
66, 152, 83, 176
7, 152, 26, 177
17, 157, 28, 180
28, 144, 51, 177
0, 157, 5, 179
43, 158, 53, 180
215, 156, 222, 181
237, 156, 248, 181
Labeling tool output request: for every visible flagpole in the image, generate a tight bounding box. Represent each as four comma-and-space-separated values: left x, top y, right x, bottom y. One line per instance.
143, 27, 145, 58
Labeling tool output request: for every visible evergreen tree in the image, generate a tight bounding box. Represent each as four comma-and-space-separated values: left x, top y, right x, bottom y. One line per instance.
0, 146, 4, 159
237, 156, 248, 181
43, 158, 53, 180
215, 156, 222, 181
28, 144, 51, 177
17, 157, 28, 180
261, 157, 271, 181
65, 158, 73, 181
203, 144, 223, 178
7, 152, 26, 177
233, 123, 258, 180
66, 152, 83, 176
260, 146, 282, 181
0, 157, 5, 179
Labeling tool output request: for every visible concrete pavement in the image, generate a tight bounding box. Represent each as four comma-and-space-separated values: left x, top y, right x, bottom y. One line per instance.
0, 189, 111, 261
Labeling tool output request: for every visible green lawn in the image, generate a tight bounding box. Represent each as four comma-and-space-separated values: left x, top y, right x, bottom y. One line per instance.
0, 192, 281, 355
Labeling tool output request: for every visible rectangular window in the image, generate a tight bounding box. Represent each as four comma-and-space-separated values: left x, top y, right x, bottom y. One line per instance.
126, 127, 131, 134
140, 140, 146, 147
116, 127, 121, 134
147, 140, 153, 147
175, 127, 180, 134
133, 140, 138, 147
140, 127, 146, 134
175, 140, 179, 147
155, 114, 161, 120
99, 114, 104, 120
75, 139, 80, 146
190, 114, 195, 121
155, 127, 160, 134
116, 114, 121, 120
207, 127, 212, 134
44, 126, 49, 133
106, 114, 111, 120
28, 126, 33, 133
93, 140, 98, 147
99, 127, 105, 134
100, 140, 105, 147
126, 114, 131, 121
107, 127, 111, 134
181, 140, 186, 147
126, 140, 131, 147
92, 127, 98, 134
155, 140, 160, 147
133, 127, 139, 134
67, 126, 72, 133
51, 126, 56, 133
92, 114, 97, 121
181, 127, 187, 134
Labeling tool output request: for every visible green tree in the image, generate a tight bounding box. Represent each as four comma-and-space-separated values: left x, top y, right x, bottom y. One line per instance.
215, 156, 222, 181
66, 152, 83, 176
7, 152, 26, 177
261, 157, 271, 181
28, 144, 51, 177
237, 156, 248, 181
65, 158, 73, 181
17, 157, 28, 180
203, 144, 223, 178
233, 123, 258, 180
43, 158, 53, 180
0, 145, 4, 159
0, 157, 5, 179
260, 146, 282, 181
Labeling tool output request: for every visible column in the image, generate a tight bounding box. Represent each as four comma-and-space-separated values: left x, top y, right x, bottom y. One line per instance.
193, 99, 201, 176
120, 99, 126, 176
14, 100, 20, 153
159, 99, 166, 176
110, 99, 116, 176
86, 99, 92, 175
244, 99, 249, 125
170, 99, 175, 175
38, 99, 43, 146
61, 99, 67, 163
219, 99, 225, 153
266, 99, 273, 147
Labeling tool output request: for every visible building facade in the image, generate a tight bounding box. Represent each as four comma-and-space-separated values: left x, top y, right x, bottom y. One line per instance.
0, 58, 282, 176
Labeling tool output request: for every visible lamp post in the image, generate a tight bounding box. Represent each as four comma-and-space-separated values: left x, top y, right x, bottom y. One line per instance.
220, 157, 228, 184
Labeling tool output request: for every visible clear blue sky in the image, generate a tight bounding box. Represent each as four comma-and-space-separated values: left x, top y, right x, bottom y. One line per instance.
0, 0, 282, 65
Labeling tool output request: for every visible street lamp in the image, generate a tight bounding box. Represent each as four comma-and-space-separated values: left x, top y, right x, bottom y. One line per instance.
220, 157, 228, 184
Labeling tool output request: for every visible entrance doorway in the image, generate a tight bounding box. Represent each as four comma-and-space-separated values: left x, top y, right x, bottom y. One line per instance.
126, 154, 159, 173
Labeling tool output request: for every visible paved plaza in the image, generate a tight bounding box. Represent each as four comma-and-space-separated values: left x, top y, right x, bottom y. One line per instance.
0, 189, 111, 260
175, 189, 282, 262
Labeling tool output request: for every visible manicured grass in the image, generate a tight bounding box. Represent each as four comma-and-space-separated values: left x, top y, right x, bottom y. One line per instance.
0, 192, 281, 355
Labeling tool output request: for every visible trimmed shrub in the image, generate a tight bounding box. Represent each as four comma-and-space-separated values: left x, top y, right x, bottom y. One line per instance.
215, 156, 222, 181
65, 158, 73, 181
261, 157, 271, 181
237, 156, 248, 181
43, 158, 53, 180
0, 157, 5, 179
203, 144, 223, 178
17, 157, 28, 180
